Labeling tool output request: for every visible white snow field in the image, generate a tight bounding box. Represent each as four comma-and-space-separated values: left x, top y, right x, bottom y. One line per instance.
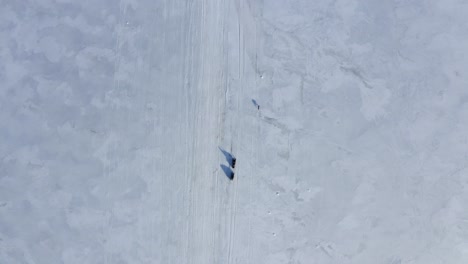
2, 0, 468, 263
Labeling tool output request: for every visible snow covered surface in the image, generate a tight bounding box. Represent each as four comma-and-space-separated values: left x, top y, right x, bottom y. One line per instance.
2, 0, 468, 263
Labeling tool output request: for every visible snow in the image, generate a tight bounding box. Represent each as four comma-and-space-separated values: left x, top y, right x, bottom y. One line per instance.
1, 0, 468, 263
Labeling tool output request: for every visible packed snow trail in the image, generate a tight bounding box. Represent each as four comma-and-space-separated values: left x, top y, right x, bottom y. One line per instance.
181, 1, 232, 263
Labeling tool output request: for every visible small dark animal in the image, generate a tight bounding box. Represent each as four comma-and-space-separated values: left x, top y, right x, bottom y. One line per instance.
230, 171, 235, 180
232, 158, 236, 168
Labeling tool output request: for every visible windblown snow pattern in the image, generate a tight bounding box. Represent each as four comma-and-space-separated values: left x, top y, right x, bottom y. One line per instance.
1, 0, 468, 263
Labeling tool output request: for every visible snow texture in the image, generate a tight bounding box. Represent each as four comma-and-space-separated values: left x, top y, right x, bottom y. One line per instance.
1, 0, 468, 263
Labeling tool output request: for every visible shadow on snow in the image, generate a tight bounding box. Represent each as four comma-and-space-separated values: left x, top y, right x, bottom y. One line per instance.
220, 164, 234, 180
218, 147, 235, 167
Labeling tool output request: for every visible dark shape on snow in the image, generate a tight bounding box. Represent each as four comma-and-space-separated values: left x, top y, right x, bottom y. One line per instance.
219, 147, 235, 168
252, 99, 260, 110
220, 164, 235, 180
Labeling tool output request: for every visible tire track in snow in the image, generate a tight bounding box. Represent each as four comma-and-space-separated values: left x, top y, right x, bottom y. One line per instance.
228, 1, 245, 263
182, 0, 195, 262
182, 0, 197, 262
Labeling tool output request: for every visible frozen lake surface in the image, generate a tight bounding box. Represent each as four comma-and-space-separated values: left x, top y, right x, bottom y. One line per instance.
1, 0, 468, 263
